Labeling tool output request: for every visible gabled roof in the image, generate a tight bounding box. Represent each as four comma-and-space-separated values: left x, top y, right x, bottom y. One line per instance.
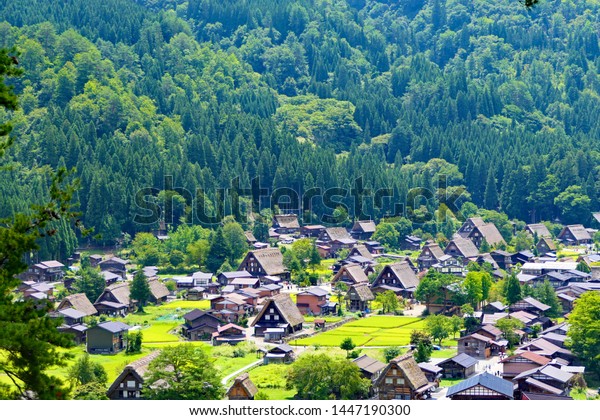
297, 287, 328, 297
148, 278, 170, 300
39, 260, 65, 268
475, 223, 506, 246
447, 372, 513, 399
192, 271, 213, 280
323, 227, 352, 241
100, 271, 121, 282
217, 323, 245, 333
220, 270, 253, 279
244, 231, 257, 243
230, 277, 260, 286
526, 224, 552, 238
537, 237, 557, 250
376, 354, 429, 391
348, 283, 374, 302
100, 257, 129, 266
514, 296, 551, 312
418, 362, 443, 374
559, 225, 592, 241
58, 308, 86, 319
242, 248, 287, 276
513, 364, 574, 384
439, 352, 478, 368
332, 263, 369, 284
509, 310, 538, 324
349, 244, 373, 259
250, 294, 304, 328
481, 312, 509, 325
273, 214, 300, 229
183, 309, 220, 323
474, 324, 503, 338
228, 373, 258, 398
519, 338, 573, 357
95, 282, 131, 305
485, 301, 507, 311
106, 350, 161, 397
353, 355, 386, 374
501, 351, 550, 366
386, 261, 419, 289
445, 237, 479, 258
352, 220, 376, 233
418, 241, 445, 260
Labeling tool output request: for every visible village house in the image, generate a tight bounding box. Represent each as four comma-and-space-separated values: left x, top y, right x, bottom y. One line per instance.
350, 220, 377, 240
444, 237, 479, 260
401, 235, 422, 251
509, 297, 550, 316
418, 363, 443, 385
230, 277, 260, 290
209, 294, 248, 322
251, 293, 303, 340
212, 323, 246, 346
260, 343, 295, 364
100, 270, 121, 285
457, 333, 507, 358
373, 354, 435, 400
348, 243, 374, 260
518, 338, 574, 362
490, 250, 514, 271
147, 278, 170, 304
23, 282, 54, 302
217, 270, 253, 286
181, 309, 222, 341
227, 373, 258, 400
346, 283, 375, 312
536, 237, 557, 255
557, 224, 592, 245
437, 353, 478, 379
317, 227, 357, 256
98, 257, 129, 280
86, 321, 130, 354
89, 254, 103, 267
500, 351, 551, 380
94, 282, 134, 316
57, 293, 98, 316
456, 217, 506, 248
482, 301, 507, 314
295, 287, 330, 315
20, 260, 65, 283
237, 248, 290, 281
353, 355, 387, 381
431, 255, 467, 276
525, 223, 552, 238
272, 214, 300, 235
446, 372, 514, 400
301, 224, 326, 238
256, 283, 282, 298
58, 323, 88, 345
331, 263, 369, 287
417, 241, 445, 271
513, 365, 574, 398
370, 261, 420, 299
106, 351, 161, 399
52, 308, 88, 344
364, 240, 385, 255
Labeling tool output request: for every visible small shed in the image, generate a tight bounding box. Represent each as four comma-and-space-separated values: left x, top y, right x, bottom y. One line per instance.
437, 353, 478, 379
262, 343, 295, 365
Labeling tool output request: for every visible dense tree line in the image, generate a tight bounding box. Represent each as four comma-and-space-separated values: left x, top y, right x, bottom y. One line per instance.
1, 0, 599, 258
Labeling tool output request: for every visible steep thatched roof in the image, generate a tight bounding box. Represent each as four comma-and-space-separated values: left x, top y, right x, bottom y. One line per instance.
148, 278, 169, 300
418, 241, 445, 261
526, 224, 552, 238
559, 224, 592, 241
388, 261, 419, 289
348, 283, 375, 302
58, 293, 97, 316
96, 282, 131, 305
476, 223, 506, 246
273, 214, 300, 229
323, 227, 352, 241
332, 263, 369, 284
377, 353, 429, 391
445, 237, 479, 258
242, 248, 287, 276
106, 350, 161, 397
250, 293, 303, 328
350, 244, 373, 259
352, 220, 376, 233
228, 373, 258, 398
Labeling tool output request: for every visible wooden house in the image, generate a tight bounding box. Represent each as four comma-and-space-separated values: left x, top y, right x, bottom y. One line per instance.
457, 333, 507, 358
353, 355, 386, 381
230, 277, 260, 290
509, 297, 550, 316
272, 214, 300, 235
89, 254, 103, 267
437, 353, 478, 379
212, 323, 246, 346
417, 241, 445, 271
251, 294, 303, 339
371, 261, 419, 299
217, 270, 253, 286
348, 244, 374, 260
181, 309, 222, 341
364, 241, 385, 255
58, 323, 88, 345
244, 231, 257, 245
147, 278, 170, 304
457, 217, 506, 248
482, 301, 507, 314
210, 295, 248, 322
237, 248, 290, 281
537, 237, 557, 255
518, 338, 574, 362
98, 257, 129, 280
20, 260, 65, 283
490, 250, 514, 270
350, 220, 377, 240
57, 293, 98, 317
373, 354, 435, 400
513, 365, 574, 397
227, 373, 258, 400
444, 237, 479, 260
100, 270, 121, 285
296, 287, 329, 315
471, 324, 503, 341
525, 223, 552, 238
317, 227, 356, 256
401, 235, 422, 251
500, 351, 550, 380
23, 282, 54, 301
418, 363, 443, 385
558, 224, 592, 245
431, 255, 466, 276
106, 351, 161, 399
346, 283, 374, 312
94, 282, 134, 316
331, 263, 369, 287
261, 343, 295, 364
86, 321, 130, 354
446, 372, 513, 400
256, 284, 282, 298
301, 224, 326, 238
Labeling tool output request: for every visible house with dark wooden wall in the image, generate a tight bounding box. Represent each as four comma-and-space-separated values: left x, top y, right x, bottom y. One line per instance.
227, 373, 258, 400
251, 294, 303, 339
373, 354, 435, 400
106, 351, 161, 399
86, 321, 130, 354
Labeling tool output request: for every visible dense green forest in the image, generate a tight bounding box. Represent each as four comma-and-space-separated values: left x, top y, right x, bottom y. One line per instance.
1, 0, 599, 259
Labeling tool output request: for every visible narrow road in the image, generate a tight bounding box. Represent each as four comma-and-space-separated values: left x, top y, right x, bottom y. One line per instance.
221, 359, 263, 385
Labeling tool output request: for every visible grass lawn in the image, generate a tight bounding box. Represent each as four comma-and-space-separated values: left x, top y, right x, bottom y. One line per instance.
431, 348, 458, 359
303, 316, 344, 323
248, 363, 296, 400
439, 378, 463, 388
141, 321, 181, 343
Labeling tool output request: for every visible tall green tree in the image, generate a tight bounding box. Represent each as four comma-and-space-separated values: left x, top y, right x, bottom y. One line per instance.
567, 292, 600, 380
130, 271, 151, 312
72, 266, 106, 303
206, 228, 228, 273
505, 273, 522, 305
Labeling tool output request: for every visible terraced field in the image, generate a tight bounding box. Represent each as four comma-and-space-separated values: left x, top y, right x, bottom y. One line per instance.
295, 316, 427, 347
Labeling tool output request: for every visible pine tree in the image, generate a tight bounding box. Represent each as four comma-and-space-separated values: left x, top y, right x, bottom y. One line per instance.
130, 271, 151, 312
484, 167, 499, 210
505, 273, 522, 305
206, 228, 228, 273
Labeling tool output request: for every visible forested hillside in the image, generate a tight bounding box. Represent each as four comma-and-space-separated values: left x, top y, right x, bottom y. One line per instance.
1, 0, 599, 259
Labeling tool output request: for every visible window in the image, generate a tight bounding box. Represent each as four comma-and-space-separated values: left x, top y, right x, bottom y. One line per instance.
265, 315, 270, 320
127, 380, 136, 388
274, 315, 279, 320
385, 378, 393, 384
270, 308, 274, 313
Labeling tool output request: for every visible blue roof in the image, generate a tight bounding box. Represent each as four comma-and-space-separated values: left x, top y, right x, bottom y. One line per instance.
96, 321, 130, 334
447, 372, 513, 399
